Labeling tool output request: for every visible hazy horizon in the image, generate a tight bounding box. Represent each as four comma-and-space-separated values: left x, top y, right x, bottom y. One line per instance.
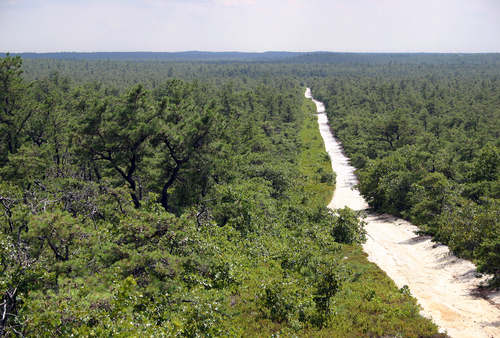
3, 51, 499, 55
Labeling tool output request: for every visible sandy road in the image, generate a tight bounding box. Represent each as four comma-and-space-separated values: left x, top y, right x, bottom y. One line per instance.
306, 88, 500, 338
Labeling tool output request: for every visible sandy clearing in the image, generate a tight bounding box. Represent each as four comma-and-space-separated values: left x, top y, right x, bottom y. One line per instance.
306, 88, 500, 338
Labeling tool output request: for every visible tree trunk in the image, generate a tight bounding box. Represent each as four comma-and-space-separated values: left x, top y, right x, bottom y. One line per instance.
161, 165, 182, 212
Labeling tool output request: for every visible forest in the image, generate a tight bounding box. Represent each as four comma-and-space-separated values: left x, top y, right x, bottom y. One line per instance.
1, 51, 499, 336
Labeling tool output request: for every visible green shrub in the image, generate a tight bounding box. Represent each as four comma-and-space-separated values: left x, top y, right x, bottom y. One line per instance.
476, 238, 500, 287
331, 207, 367, 245
436, 198, 500, 258
258, 277, 315, 326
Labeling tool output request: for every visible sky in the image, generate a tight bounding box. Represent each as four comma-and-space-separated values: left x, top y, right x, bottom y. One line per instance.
1, 0, 499, 53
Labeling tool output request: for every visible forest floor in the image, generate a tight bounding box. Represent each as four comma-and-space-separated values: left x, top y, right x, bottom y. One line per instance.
306, 88, 500, 338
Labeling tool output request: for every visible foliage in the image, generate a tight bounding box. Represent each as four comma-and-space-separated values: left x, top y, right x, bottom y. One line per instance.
258, 277, 315, 327
476, 238, 500, 287
357, 146, 425, 216
436, 198, 500, 258
0, 54, 34, 166
331, 207, 367, 245
0, 54, 447, 336
407, 172, 450, 232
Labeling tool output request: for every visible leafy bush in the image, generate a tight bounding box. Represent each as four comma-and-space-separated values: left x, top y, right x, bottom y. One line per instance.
407, 172, 451, 233
357, 146, 425, 216
258, 277, 315, 326
331, 207, 367, 245
476, 239, 500, 287
436, 198, 500, 258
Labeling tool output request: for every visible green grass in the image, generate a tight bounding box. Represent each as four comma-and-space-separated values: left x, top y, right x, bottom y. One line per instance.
297, 99, 335, 207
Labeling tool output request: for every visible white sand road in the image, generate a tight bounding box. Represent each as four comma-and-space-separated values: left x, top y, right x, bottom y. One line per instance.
305, 88, 500, 338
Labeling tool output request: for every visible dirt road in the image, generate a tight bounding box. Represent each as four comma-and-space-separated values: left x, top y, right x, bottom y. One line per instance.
306, 88, 500, 338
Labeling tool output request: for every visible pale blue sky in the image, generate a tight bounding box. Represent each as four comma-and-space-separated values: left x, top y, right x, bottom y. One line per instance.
1, 0, 499, 53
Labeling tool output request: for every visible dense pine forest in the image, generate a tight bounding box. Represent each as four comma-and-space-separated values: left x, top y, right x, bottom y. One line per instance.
1, 51, 499, 336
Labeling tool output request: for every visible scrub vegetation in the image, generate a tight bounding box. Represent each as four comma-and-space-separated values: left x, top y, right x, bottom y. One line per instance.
0, 52, 484, 336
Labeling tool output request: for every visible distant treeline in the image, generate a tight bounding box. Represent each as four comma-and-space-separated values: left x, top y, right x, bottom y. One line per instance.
1, 51, 303, 61
2, 51, 500, 64
286, 52, 500, 64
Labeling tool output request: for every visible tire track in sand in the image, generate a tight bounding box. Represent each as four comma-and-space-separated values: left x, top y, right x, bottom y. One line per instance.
306, 88, 500, 338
